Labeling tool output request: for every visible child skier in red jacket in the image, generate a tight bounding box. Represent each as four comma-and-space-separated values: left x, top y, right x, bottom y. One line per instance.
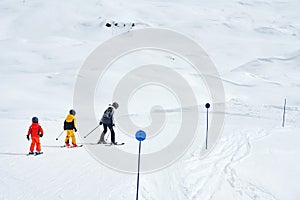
27, 117, 44, 155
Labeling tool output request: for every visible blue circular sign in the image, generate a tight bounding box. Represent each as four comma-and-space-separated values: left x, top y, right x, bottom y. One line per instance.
135, 130, 146, 141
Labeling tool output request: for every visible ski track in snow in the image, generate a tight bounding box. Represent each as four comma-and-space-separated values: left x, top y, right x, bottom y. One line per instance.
180, 129, 275, 200
146, 96, 300, 200
223, 132, 278, 200
163, 98, 300, 200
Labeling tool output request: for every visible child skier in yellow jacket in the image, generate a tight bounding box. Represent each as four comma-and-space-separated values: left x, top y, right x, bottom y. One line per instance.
64, 109, 77, 147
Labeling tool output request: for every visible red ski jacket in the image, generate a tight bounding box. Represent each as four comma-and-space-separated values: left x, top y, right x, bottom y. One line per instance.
27, 123, 44, 137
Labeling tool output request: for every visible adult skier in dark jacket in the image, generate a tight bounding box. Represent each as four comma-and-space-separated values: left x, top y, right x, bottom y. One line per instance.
98, 102, 119, 144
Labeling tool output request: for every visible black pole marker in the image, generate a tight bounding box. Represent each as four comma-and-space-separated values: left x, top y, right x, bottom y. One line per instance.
282, 98, 286, 127
205, 103, 210, 150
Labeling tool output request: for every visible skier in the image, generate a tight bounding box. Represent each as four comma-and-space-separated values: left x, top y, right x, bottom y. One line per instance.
27, 117, 44, 155
98, 102, 119, 144
64, 109, 78, 147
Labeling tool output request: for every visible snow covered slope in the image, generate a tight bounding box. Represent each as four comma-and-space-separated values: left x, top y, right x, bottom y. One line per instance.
0, 0, 300, 199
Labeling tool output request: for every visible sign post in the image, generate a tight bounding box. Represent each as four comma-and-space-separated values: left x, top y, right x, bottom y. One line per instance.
135, 130, 146, 200
205, 103, 210, 150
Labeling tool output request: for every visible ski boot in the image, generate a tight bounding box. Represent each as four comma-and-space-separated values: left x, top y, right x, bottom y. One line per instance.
97, 132, 107, 144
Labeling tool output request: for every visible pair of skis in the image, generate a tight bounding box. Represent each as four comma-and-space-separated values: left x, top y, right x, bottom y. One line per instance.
60, 142, 125, 148
60, 144, 83, 148
102, 142, 125, 146
27, 152, 43, 156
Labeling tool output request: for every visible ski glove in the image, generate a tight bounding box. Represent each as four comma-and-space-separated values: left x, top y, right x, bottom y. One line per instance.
74, 128, 77, 132
26, 135, 30, 141
39, 134, 43, 137
99, 121, 103, 125
112, 124, 115, 127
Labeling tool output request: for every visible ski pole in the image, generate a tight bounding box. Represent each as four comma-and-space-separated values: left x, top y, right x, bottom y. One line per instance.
105, 132, 111, 142
56, 130, 64, 140
83, 125, 100, 138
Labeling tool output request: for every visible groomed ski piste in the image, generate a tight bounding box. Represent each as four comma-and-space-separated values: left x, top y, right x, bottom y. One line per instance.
1, 0, 300, 199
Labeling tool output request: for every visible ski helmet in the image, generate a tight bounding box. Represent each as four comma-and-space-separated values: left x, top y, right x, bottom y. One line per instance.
112, 102, 119, 109
32, 117, 38, 123
69, 109, 76, 116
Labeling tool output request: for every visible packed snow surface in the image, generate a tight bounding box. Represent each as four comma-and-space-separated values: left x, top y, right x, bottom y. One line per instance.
0, 0, 300, 199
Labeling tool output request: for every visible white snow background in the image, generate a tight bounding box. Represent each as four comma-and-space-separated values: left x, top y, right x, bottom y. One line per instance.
0, 0, 300, 199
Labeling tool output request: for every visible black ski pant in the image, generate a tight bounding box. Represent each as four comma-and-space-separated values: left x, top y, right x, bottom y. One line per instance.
101, 124, 115, 143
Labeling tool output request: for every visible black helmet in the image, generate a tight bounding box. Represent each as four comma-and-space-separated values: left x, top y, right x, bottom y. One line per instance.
32, 117, 38, 123
112, 102, 119, 109
69, 109, 76, 116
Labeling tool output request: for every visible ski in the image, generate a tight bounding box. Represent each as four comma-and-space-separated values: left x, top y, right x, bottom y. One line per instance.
60, 144, 83, 148
69, 144, 83, 148
97, 142, 110, 145
105, 142, 125, 146
27, 152, 43, 156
